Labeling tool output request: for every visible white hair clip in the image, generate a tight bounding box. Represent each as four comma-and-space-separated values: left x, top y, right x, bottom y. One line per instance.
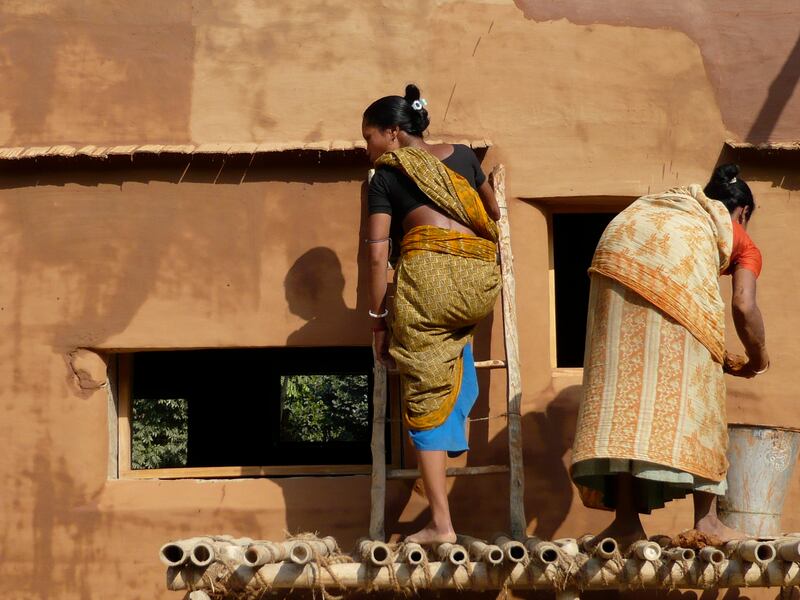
411, 98, 427, 111
730, 177, 737, 183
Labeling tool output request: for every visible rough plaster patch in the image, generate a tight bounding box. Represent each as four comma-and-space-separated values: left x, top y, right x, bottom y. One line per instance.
68, 348, 107, 390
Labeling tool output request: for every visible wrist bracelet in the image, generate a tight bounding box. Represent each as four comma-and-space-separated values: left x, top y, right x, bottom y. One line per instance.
754, 362, 770, 375
369, 309, 389, 318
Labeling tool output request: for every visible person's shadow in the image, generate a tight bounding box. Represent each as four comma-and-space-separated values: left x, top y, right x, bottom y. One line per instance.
284, 246, 368, 346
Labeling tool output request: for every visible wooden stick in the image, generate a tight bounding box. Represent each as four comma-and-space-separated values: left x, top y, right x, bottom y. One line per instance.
492, 164, 526, 539
367, 167, 387, 543
474, 359, 507, 369
386, 465, 508, 479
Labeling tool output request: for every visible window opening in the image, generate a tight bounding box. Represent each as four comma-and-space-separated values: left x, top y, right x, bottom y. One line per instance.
552, 212, 618, 368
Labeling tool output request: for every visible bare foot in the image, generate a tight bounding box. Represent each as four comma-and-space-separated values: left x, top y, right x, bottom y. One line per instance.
405, 522, 457, 545
695, 515, 748, 542
588, 516, 647, 553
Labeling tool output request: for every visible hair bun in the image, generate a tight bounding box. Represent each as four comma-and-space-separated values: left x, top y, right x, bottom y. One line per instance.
713, 163, 740, 185
404, 84, 421, 103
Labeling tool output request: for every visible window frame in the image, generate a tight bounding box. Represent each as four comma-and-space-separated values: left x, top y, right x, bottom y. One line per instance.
114, 349, 402, 480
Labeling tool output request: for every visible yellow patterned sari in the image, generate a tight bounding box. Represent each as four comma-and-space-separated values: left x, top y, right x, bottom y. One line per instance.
375, 147, 501, 430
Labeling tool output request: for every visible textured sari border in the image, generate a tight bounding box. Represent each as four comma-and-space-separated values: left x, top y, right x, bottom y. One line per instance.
404, 352, 465, 430
400, 225, 498, 262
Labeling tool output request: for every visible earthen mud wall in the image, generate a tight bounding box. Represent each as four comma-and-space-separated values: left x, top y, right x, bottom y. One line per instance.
0, 1, 797, 598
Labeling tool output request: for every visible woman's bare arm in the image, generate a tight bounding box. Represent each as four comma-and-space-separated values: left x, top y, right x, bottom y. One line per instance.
478, 180, 501, 221
367, 213, 393, 366
367, 213, 391, 313
731, 268, 769, 373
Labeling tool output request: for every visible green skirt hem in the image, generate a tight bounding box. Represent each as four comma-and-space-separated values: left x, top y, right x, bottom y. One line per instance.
571, 458, 726, 513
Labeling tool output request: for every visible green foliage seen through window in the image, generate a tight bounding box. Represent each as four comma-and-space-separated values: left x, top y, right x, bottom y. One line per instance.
280, 375, 369, 443
131, 398, 188, 469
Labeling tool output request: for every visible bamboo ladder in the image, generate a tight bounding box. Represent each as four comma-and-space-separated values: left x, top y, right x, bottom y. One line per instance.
368, 164, 525, 541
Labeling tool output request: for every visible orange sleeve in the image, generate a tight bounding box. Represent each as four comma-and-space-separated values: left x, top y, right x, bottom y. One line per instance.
726, 221, 762, 278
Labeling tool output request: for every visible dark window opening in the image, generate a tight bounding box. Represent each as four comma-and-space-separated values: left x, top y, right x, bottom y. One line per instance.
128, 347, 380, 470
553, 213, 618, 368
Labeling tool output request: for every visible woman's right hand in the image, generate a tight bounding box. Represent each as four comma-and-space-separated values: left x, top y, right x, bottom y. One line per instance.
373, 329, 396, 370
724, 351, 769, 378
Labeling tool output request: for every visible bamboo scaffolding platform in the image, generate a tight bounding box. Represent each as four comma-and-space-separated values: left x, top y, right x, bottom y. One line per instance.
161, 533, 800, 597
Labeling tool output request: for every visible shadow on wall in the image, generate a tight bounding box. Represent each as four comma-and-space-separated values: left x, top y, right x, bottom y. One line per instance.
746, 34, 800, 144
284, 177, 371, 346
284, 247, 362, 345
24, 437, 265, 600
716, 144, 800, 192
512, 1, 800, 144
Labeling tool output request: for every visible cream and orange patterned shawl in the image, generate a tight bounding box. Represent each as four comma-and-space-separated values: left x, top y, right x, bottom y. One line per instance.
375, 147, 501, 430
589, 185, 733, 363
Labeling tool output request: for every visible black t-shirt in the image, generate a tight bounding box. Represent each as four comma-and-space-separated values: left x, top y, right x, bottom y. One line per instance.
368, 144, 486, 220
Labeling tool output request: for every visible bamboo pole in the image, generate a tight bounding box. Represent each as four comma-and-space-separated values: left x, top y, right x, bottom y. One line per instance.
434, 542, 469, 566
778, 540, 800, 561
400, 543, 426, 566
630, 540, 662, 562
700, 546, 726, 564
666, 548, 696, 561
243, 542, 281, 566
386, 465, 508, 479
242, 539, 334, 566
492, 164, 526, 539
367, 167, 388, 543
166, 556, 800, 592
526, 538, 561, 565
590, 538, 619, 560
357, 539, 394, 566
457, 535, 504, 565
727, 540, 777, 564
493, 533, 528, 563
554, 538, 580, 558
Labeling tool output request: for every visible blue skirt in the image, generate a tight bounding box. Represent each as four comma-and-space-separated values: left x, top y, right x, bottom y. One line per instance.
408, 342, 478, 458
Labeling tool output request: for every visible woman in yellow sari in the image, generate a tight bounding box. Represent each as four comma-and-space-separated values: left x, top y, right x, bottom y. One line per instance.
362, 84, 501, 544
